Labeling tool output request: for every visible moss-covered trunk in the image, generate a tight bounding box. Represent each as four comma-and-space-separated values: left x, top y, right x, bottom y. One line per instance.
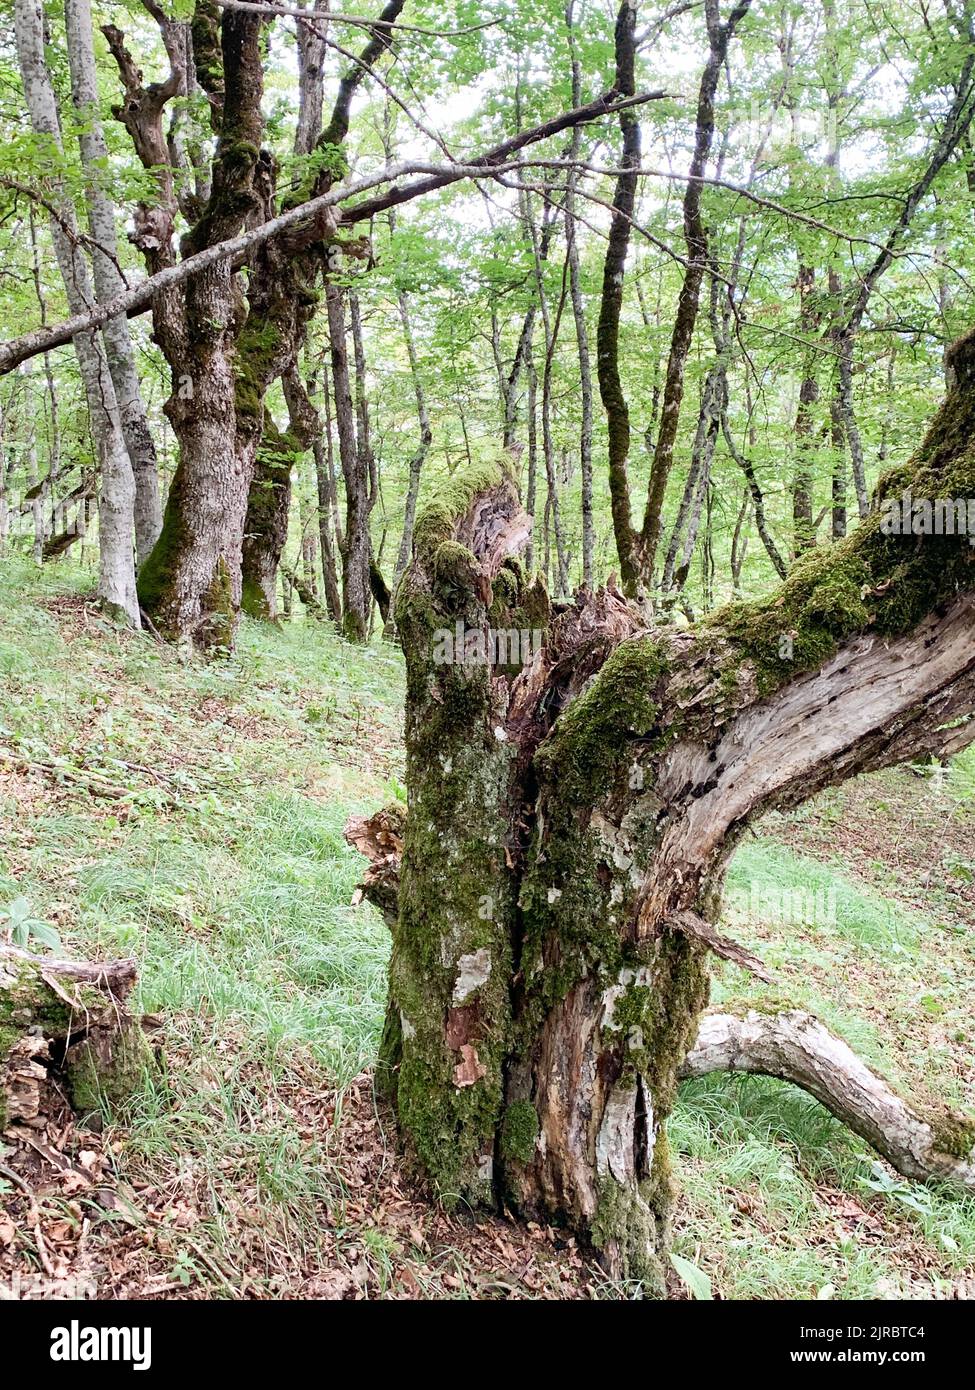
375, 456, 714, 1287
369, 339, 975, 1288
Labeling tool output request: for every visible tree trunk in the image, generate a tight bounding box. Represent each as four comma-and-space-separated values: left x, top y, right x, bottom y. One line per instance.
385, 284, 432, 636
565, 1, 595, 590
639, 0, 753, 588
241, 368, 318, 618
793, 264, 820, 555
310, 364, 343, 623
241, 420, 296, 619
327, 284, 372, 642
356, 330, 975, 1286
14, 0, 139, 626
63, 0, 162, 566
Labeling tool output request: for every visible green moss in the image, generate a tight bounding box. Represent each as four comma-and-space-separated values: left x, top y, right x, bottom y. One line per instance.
65, 1022, 156, 1122
710, 333, 975, 697
928, 1110, 975, 1161
432, 540, 479, 600
511, 640, 674, 1033
190, 0, 224, 104
0, 1023, 16, 1131
535, 637, 669, 807
591, 1177, 667, 1294
241, 572, 271, 620
234, 320, 282, 426
500, 1100, 540, 1164
136, 490, 190, 630
412, 457, 513, 568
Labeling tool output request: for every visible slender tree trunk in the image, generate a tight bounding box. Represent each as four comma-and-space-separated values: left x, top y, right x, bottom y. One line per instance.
639, 0, 753, 588
0, 396, 7, 552
327, 284, 371, 642
64, 0, 162, 565
14, 0, 139, 625
525, 362, 539, 572
385, 271, 432, 634
793, 265, 820, 554
565, 0, 594, 589
525, 187, 570, 597
596, 0, 641, 593
307, 362, 343, 622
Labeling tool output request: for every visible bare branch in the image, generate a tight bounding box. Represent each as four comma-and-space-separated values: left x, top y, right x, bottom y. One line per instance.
681, 1010, 975, 1190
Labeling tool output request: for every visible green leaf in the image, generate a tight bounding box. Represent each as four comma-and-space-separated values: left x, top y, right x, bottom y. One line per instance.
670, 1253, 713, 1301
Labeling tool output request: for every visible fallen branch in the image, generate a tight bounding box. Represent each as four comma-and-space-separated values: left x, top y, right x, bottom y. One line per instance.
680, 1009, 975, 1190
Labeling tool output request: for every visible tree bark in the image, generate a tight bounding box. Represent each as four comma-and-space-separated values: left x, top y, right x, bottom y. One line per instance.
14, 0, 139, 627
357, 328, 975, 1287
63, 0, 162, 566
327, 285, 372, 642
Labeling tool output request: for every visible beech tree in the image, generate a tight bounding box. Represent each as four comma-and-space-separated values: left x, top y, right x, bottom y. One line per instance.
13, 0, 140, 625
349, 329, 975, 1284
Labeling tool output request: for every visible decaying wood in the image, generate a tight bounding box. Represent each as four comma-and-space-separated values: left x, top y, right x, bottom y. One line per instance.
680, 1010, 975, 1189
344, 805, 404, 928
1, 944, 154, 1132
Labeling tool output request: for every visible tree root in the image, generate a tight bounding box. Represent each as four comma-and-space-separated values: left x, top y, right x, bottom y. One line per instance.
680, 1009, 975, 1189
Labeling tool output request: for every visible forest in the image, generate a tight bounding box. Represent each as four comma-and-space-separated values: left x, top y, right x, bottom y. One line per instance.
0, 0, 974, 1316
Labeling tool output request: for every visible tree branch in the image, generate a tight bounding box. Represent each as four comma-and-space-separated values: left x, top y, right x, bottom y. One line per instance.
680, 1009, 975, 1189
0, 90, 666, 376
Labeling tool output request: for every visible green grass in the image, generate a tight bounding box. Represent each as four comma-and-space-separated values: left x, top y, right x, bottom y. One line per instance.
0, 555, 399, 1293
2, 554, 973, 1299
669, 818, 975, 1299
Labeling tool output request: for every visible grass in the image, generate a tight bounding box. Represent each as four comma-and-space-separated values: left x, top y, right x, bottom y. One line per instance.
1, 553, 974, 1299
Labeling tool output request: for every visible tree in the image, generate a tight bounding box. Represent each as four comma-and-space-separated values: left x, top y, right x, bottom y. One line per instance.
13, 0, 140, 625
353, 328, 975, 1285
599, 0, 753, 599
63, 0, 162, 565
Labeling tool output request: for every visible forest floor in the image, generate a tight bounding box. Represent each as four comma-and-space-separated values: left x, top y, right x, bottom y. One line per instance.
1, 555, 973, 1301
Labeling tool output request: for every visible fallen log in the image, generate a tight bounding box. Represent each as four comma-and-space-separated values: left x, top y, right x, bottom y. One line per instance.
680, 1009, 975, 1190
0, 943, 156, 1132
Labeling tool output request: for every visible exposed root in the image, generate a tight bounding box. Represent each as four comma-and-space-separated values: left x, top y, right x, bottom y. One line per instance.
680, 1009, 975, 1189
